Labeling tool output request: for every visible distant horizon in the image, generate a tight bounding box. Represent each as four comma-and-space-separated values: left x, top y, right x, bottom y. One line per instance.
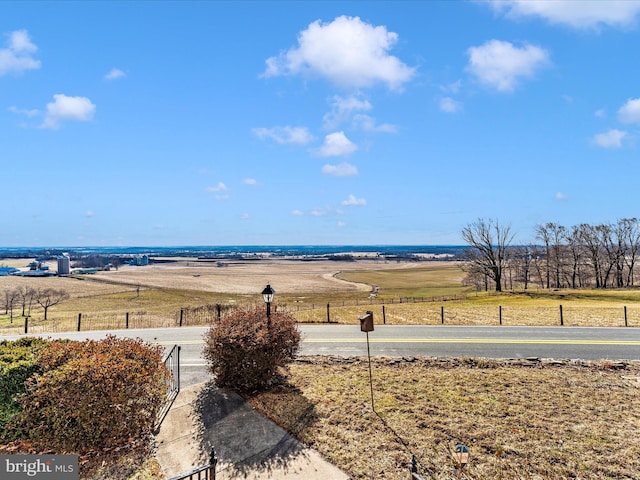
0, 243, 468, 248
0, 244, 467, 251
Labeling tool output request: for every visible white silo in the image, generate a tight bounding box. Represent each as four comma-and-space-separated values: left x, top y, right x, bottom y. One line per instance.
57, 254, 71, 275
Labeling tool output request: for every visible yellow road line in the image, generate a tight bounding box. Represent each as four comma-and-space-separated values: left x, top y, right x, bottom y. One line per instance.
156, 338, 640, 346
302, 338, 640, 345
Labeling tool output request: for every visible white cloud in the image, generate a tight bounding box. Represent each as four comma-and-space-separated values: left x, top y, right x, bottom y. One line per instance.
594, 108, 606, 118
618, 98, 640, 124
41, 94, 96, 129
310, 208, 329, 217
323, 94, 372, 129
322, 162, 358, 177
336, 221, 347, 228
263, 15, 415, 90
554, 192, 569, 201
243, 178, 257, 185
8, 106, 39, 117
0, 29, 41, 76
341, 194, 367, 206
439, 97, 463, 113
240, 213, 250, 220
441, 80, 462, 94
85, 210, 95, 218
316, 131, 357, 157
105, 68, 126, 80
9, 30, 37, 53
207, 182, 228, 192
323, 95, 396, 133
291, 210, 304, 216
593, 129, 627, 149
352, 114, 397, 133
487, 0, 640, 29
466, 40, 550, 92
252, 126, 314, 145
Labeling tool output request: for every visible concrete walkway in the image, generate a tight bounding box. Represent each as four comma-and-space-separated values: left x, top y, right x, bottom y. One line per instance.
155, 381, 349, 479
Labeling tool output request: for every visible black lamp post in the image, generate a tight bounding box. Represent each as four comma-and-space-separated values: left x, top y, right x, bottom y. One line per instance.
261, 283, 275, 318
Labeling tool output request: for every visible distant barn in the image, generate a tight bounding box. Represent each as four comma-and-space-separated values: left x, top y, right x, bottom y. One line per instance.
0, 267, 19, 276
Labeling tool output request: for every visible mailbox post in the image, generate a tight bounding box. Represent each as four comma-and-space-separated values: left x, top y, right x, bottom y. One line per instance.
359, 311, 374, 332
359, 311, 375, 410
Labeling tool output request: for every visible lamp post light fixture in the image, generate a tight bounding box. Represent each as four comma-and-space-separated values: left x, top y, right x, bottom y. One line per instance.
261, 283, 275, 319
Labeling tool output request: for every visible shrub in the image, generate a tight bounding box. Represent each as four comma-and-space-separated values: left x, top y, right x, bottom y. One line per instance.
203, 305, 300, 392
13, 335, 170, 453
0, 337, 47, 442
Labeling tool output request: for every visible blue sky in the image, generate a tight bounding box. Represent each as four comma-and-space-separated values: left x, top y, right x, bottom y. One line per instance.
2, 1, 640, 247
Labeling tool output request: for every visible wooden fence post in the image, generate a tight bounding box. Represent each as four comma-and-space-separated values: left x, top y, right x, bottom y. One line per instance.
77, 313, 82, 332
126, 312, 130, 329
499, 305, 502, 326
326, 303, 330, 323
559, 305, 564, 326
382, 305, 386, 324
624, 306, 628, 327
179, 308, 184, 327
441, 306, 445, 325
24, 316, 28, 334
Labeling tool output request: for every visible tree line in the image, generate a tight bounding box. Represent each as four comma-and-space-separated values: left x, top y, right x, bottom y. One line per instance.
462, 218, 640, 292
2, 286, 69, 322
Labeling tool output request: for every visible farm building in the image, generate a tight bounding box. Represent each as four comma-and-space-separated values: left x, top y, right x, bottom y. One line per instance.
0, 267, 19, 276
57, 254, 71, 275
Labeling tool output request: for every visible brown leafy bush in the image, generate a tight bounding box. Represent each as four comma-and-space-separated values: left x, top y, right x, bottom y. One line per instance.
203, 305, 300, 392
13, 336, 170, 453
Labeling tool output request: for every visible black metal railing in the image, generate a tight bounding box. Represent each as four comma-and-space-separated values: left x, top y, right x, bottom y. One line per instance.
155, 344, 181, 430
169, 449, 217, 480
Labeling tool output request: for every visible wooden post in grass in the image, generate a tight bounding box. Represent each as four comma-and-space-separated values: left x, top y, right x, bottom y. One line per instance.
499, 305, 502, 325
126, 312, 130, 329
382, 305, 386, 324
24, 316, 28, 334
624, 306, 628, 327
326, 303, 330, 323
559, 305, 564, 326
179, 308, 184, 327
77, 313, 82, 332
441, 306, 445, 324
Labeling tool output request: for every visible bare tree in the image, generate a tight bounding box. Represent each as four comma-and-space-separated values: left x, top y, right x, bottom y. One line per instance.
564, 225, 585, 289
536, 222, 566, 288
17, 285, 36, 317
3, 288, 18, 323
597, 223, 620, 289
611, 219, 631, 288
620, 218, 640, 287
511, 245, 537, 290
578, 223, 606, 288
461, 218, 514, 292
536, 223, 552, 289
35, 288, 70, 320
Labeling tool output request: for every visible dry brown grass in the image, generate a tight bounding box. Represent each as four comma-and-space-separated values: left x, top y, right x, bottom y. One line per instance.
249, 357, 640, 480
3, 259, 640, 333
292, 302, 640, 327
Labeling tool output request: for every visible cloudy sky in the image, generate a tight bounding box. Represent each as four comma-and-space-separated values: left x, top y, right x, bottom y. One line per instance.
2, 1, 640, 247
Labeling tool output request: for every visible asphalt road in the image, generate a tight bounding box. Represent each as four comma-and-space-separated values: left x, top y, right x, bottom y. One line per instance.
3, 324, 640, 386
